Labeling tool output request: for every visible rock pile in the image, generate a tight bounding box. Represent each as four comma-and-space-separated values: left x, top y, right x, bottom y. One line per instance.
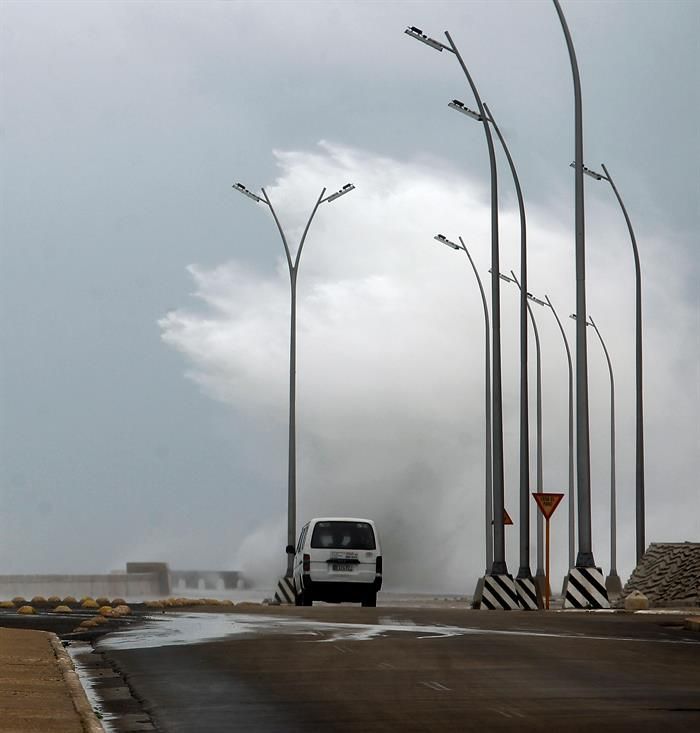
617, 542, 700, 608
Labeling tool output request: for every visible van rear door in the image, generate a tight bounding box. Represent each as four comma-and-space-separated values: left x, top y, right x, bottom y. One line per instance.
307, 520, 378, 583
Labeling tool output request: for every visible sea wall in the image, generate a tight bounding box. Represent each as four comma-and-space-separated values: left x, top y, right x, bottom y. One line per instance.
0, 572, 162, 599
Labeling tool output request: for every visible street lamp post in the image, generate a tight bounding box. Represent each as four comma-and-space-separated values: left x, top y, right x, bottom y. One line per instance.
553, 0, 609, 608
435, 234, 492, 575
232, 181, 355, 577
448, 93, 539, 608
602, 164, 644, 564
571, 313, 620, 594
501, 273, 545, 586
544, 295, 575, 572
552, 1, 598, 579
405, 27, 512, 598
572, 162, 645, 564
479, 103, 534, 597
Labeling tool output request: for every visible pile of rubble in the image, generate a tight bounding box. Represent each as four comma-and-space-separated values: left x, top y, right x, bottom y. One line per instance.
617, 542, 700, 608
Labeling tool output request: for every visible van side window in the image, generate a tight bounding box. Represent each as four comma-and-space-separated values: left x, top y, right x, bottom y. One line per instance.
296, 524, 308, 553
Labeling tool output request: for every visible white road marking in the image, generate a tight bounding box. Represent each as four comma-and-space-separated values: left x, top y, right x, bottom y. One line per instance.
379, 616, 416, 626
420, 681, 451, 691
377, 662, 395, 670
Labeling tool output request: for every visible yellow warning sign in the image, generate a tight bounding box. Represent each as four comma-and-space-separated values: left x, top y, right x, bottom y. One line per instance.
532, 493, 564, 520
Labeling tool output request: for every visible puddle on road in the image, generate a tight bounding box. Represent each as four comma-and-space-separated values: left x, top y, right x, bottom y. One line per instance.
67, 642, 122, 733
96, 613, 471, 650
96, 612, 700, 652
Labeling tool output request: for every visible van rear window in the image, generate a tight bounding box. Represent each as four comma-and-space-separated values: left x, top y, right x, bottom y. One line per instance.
310, 521, 376, 550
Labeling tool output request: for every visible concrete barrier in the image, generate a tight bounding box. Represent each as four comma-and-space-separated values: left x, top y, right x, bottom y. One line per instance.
0, 572, 163, 600
0, 562, 250, 600
170, 569, 249, 591
125, 562, 170, 595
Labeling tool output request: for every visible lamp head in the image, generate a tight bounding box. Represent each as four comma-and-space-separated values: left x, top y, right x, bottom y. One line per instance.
570, 313, 592, 326
526, 292, 547, 307
448, 99, 482, 121
232, 182, 264, 204
434, 234, 460, 250
324, 183, 355, 203
569, 162, 606, 181
404, 26, 452, 52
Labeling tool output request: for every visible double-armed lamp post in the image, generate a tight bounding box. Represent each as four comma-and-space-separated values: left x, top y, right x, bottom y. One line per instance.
232, 181, 355, 576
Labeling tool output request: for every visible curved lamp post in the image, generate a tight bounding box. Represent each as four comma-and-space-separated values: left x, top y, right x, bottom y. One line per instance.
232, 181, 355, 576
405, 25, 507, 578
435, 234, 492, 574
553, 0, 596, 571
501, 271, 545, 580
544, 295, 575, 570
450, 95, 538, 601
571, 313, 619, 592
485, 103, 532, 584
572, 161, 645, 563
601, 164, 644, 563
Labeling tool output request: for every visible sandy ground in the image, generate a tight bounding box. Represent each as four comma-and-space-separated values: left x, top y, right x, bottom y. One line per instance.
0, 627, 85, 733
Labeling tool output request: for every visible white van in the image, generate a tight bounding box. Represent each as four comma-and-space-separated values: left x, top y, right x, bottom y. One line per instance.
288, 517, 382, 607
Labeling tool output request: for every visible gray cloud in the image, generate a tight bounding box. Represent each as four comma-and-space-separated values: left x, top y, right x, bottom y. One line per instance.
161, 144, 699, 590
0, 1, 696, 583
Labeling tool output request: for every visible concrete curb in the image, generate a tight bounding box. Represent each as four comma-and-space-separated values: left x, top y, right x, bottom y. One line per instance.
685, 616, 700, 632
49, 633, 105, 733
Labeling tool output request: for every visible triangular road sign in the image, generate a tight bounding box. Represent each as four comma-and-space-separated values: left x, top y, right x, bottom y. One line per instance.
503, 509, 514, 526
532, 492, 564, 520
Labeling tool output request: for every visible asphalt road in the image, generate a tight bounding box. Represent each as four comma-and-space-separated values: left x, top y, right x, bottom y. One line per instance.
94, 605, 700, 733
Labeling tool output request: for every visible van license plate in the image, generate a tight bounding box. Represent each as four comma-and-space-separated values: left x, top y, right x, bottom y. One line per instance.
332, 563, 354, 572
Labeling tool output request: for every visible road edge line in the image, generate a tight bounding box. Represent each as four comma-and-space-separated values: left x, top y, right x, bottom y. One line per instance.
48, 633, 105, 733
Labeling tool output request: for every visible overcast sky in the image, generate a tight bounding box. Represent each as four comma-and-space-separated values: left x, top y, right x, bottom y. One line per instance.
1, 0, 698, 591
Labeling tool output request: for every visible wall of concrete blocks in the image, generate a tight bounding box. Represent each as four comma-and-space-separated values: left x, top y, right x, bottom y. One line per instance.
0, 562, 252, 599
0, 572, 162, 599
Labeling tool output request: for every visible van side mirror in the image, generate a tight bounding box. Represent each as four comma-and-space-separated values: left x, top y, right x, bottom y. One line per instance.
285, 544, 295, 555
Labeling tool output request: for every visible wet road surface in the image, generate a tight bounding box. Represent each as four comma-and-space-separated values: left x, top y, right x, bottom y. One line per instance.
91, 605, 700, 732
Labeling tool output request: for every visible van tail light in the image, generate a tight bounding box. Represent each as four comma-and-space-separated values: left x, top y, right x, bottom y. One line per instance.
303, 554, 310, 572
376, 556, 383, 574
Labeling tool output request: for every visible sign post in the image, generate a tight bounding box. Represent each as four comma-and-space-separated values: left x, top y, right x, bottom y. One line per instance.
532, 493, 564, 609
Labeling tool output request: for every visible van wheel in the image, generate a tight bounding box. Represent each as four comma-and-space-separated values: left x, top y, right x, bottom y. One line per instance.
302, 591, 313, 607
294, 591, 303, 607
361, 592, 376, 608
